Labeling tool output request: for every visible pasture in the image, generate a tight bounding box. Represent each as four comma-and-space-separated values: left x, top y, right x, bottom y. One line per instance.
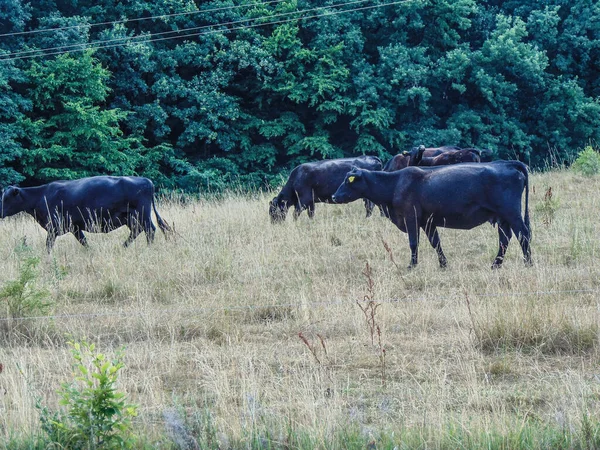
1, 168, 600, 448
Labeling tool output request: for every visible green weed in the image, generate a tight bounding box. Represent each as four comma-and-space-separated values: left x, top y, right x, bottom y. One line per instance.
37, 340, 138, 449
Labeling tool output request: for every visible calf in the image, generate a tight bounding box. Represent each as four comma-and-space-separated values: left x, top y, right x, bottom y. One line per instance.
1, 176, 172, 251
332, 161, 531, 269
269, 156, 382, 222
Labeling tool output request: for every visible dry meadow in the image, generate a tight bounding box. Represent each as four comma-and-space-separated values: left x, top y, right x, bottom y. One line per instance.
1, 168, 600, 448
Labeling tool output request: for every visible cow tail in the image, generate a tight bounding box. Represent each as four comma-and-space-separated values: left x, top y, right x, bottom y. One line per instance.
152, 195, 173, 235
523, 164, 531, 238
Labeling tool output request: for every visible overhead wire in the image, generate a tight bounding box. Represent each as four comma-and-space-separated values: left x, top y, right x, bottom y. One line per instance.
0, 0, 290, 38
1, 0, 374, 60
0, 0, 416, 62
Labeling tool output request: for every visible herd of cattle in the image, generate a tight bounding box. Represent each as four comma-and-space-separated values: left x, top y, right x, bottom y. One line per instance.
0, 145, 531, 269
269, 145, 531, 269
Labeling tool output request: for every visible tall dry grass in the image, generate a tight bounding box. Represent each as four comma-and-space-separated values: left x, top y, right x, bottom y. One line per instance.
0, 168, 600, 446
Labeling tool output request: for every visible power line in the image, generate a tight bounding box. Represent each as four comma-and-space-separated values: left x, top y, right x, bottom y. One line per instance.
1, 0, 374, 60
0, 0, 290, 38
1, 0, 414, 62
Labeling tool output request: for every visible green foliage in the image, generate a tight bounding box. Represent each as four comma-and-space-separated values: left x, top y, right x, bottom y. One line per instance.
1, 0, 600, 188
0, 251, 51, 321
18, 51, 143, 182
0, 59, 27, 186
572, 146, 600, 176
38, 340, 138, 449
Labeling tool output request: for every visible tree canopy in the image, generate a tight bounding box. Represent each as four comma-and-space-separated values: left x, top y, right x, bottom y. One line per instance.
1, 0, 599, 190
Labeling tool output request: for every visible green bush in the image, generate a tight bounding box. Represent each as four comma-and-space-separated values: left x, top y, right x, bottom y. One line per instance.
38, 340, 138, 449
572, 146, 600, 176
0, 253, 51, 321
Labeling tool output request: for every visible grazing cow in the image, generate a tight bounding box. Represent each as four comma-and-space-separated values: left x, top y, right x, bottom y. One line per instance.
331, 161, 532, 269
410, 148, 481, 166
269, 156, 383, 222
0, 176, 172, 251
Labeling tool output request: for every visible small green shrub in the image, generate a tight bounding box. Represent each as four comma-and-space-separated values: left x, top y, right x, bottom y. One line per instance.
38, 340, 138, 449
0, 255, 51, 321
572, 146, 600, 176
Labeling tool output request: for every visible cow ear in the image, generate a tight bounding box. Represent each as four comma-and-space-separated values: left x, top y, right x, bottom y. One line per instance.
347, 171, 362, 183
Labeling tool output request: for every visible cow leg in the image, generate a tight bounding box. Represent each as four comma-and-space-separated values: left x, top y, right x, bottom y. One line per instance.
124, 214, 143, 247
144, 221, 156, 244
492, 221, 512, 269
124, 227, 142, 247
423, 225, 447, 268
307, 202, 315, 219
72, 229, 88, 247
405, 217, 420, 268
364, 199, 374, 218
292, 206, 302, 220
510, 218, 533, 266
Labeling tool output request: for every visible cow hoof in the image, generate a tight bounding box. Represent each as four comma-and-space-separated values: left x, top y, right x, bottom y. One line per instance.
491, 263, 502, 270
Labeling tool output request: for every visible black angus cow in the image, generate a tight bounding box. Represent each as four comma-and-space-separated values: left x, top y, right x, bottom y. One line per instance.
332, 161, 532, 269
384, 146, 486, 173
410, 148, 481, 166
0, 176, 172, 251
409, 145, 493, 164
269, 156, 383, 222
411, 145, 461, 158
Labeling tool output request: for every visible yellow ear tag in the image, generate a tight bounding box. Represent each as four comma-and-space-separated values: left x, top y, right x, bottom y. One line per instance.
348, 176, 355, 183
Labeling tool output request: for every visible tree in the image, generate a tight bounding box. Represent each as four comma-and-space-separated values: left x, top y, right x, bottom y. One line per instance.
18, 51, 141, 182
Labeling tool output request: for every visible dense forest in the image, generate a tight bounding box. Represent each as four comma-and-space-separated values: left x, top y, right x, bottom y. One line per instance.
1, 0, 599, 191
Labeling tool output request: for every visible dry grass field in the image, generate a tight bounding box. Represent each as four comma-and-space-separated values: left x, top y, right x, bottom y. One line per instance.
1, 168, 600, 448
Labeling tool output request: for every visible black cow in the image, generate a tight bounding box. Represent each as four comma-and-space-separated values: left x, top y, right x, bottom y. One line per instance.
269, 156, 383, 222
0, 176, 172, 251
411, 145, 461, 158
409, 145, 494, 163
410, 148, 481, 166
332, 161, 532, 269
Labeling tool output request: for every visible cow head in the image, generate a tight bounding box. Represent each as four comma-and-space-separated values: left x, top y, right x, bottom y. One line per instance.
269, 195, 288, 223
1, 186, 22, 218
408, 145, 426, 166
332, 169, 365, 204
